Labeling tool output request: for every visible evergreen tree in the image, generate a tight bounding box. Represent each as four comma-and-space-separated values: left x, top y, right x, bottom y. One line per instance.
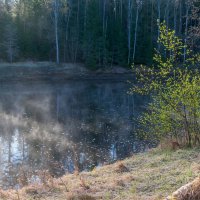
0, 0, 198, 67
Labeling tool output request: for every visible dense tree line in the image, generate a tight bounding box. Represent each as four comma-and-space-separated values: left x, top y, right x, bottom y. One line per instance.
0, 0, 199, 68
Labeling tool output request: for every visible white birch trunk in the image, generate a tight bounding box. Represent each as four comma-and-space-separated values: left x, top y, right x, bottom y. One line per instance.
53, 0, 60, 64
133, 0, 142, 62
133, 5, 139, 62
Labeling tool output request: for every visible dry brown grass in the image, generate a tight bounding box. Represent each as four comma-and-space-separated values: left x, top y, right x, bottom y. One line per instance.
0, 148, 199, 200
114, 162, 130, 173
66, 193, 96, 200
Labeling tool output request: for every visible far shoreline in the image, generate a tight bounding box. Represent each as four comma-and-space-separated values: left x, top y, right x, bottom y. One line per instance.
0, 61, 134, 82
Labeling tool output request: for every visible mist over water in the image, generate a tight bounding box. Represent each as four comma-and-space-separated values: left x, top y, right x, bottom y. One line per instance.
0, 80, 150, 189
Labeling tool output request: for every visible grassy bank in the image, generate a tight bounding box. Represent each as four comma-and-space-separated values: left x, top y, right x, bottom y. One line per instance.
0, 148, 199, 200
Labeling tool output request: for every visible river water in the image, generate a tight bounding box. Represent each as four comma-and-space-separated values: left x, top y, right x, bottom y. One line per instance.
0, 80, 150, 189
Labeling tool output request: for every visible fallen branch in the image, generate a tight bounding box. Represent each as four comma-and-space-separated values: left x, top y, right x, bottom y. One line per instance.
166, 177, 200, 200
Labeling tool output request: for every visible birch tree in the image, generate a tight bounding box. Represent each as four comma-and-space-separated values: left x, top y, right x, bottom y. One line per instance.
183, 0, 191, 62
52, 0, 60, 64
132, 22, 200, 147
132, 0, 142, 62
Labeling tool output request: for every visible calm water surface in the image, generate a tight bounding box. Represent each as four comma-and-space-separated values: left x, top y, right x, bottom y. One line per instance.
0, 80, 150, 189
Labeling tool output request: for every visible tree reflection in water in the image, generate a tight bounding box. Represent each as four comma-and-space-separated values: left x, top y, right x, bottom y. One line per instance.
0, 81, 150, 189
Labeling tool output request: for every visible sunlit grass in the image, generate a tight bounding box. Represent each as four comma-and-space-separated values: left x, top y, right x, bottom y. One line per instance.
0, 147, 199, 200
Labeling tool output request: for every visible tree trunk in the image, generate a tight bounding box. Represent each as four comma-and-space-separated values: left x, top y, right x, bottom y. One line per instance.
174, 1, 177, 33
74, 0, 80, 63
183, 105, 192, 147
184, 2, 190, 62
179, 1, 182, 36
164, 0, 170, 27
133, 4, 139, 62
120, 0, 123, 24
53, 0, 60, 64
127, 0, 131, 65
157, 0, 161, 50
64, 0, 71, 62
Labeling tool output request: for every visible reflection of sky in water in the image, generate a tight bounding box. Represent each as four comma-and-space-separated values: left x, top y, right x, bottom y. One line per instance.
0, 81, 152, 189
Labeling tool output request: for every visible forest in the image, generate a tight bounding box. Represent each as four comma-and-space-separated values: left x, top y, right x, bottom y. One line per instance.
0, 0, 199, 68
